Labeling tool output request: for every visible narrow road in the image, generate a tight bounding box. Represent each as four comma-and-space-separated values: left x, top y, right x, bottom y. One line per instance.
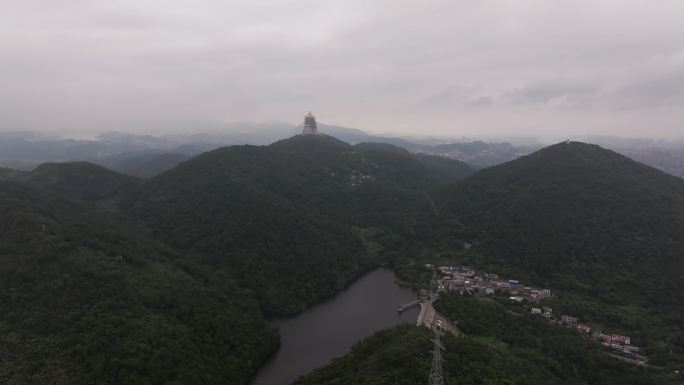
418, 269, 438, 326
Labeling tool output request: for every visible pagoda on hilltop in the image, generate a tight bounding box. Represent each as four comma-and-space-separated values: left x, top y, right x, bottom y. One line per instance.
301, 111, 319, 135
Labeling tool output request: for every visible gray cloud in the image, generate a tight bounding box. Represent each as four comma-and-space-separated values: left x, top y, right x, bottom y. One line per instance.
611, 74, 684, 110
1, 0, 684, 138
420, 86, 493, 109
607, 53, 684, 110
504, 81, 601, 105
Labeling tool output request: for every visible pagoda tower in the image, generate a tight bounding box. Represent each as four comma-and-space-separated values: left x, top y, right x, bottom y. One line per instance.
301, 111, 319, 135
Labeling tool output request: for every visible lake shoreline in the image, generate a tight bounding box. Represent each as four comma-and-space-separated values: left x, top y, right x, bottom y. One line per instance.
251, 268, 419, 385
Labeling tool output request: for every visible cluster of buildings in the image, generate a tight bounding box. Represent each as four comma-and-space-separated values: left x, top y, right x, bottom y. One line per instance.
530, 307, 644, 361
433, 265, 552, 302
433, 264, 645, 362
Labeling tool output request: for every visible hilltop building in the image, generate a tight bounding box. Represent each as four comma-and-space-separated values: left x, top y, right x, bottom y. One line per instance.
302, 111, 319, 135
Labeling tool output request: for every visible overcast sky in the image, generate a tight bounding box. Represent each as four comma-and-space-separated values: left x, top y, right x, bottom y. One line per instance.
2, 0, 683, 139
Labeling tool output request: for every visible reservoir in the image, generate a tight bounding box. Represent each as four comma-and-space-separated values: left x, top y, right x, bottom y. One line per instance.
252, 268, 420, 385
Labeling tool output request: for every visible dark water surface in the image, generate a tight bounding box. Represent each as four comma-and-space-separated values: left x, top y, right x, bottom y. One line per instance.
252, 268, 419, 385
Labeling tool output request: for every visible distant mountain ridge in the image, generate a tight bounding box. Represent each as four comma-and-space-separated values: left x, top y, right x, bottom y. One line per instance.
0, 126, 532, 176
3, 126, 684, 179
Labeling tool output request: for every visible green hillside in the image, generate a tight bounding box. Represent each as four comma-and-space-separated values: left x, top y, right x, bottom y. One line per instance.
436, 141, 684, 365
435, 295, 678, 385
0, 181, 278, 385
3, 136, 683, 384
27, 162, 141, 201
0, 167, 25, 180
294, 325, 433, 385
296, 297, 678, 385
0, 135, 474, 384
126, 135, 474, 314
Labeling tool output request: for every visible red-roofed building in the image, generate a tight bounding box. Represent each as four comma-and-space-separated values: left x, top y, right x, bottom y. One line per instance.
611, 335, 631, 345
578, 324, 591, 333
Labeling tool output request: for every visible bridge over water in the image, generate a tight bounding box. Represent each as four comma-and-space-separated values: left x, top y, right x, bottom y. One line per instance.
397, 271, 438, 327
398, 298, 436, 326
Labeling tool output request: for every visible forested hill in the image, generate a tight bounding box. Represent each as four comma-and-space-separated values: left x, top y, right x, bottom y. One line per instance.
436, 141, 684, 365
0, 167, 24, 181
25, 162, 141, 201
296, 316, 678, 385
294, 325, 434, 385
296, 142, 684, 384
437, 141, 684, 296
126, 135, 474, 314
4, 136, 683, 384
0, 134, 474, 384
0, 180, 278, 384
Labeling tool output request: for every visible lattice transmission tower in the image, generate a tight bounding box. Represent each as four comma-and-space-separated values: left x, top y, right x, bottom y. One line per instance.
428, 334, 444, 385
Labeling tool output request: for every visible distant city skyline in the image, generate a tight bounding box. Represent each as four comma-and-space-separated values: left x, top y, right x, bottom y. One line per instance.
2, 1, 683, 138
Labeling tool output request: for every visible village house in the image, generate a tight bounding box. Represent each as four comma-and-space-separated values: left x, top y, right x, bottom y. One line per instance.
611, 334, 631, 345
431, 265, 647, 361
435, 265, 552, 304
560, 315, 578, 325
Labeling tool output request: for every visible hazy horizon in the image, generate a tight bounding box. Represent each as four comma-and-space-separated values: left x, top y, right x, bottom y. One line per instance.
2, 120, 682, 146
3, 1, 684, 138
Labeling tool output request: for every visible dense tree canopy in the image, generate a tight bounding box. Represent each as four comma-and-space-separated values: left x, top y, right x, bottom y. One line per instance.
294, 325, 433, 385
434, 141, 684, 366
0, 181, 278, 384
296, 295, 678, 385
125, 135, 473, 314
435, 295, 680, 385
0, 136, 473, 384
2, 137, 684, 384
25, 162, 141, 201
